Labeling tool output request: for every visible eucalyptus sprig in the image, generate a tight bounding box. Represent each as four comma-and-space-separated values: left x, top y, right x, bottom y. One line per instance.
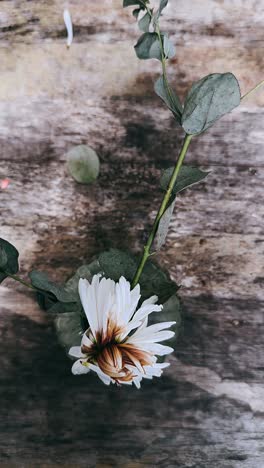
0, 2, 263, 385
123, 0, 264, 287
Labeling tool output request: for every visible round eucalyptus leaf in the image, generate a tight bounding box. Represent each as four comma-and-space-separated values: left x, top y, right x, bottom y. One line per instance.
66, 145, 100, 184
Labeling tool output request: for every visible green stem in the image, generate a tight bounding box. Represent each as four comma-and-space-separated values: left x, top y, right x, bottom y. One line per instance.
7, 273, 36, 290
140, 1, 174, 106
241, 79, 264, 101
132, 134, 193, 288
7, 273, 54, 300
156, 24, 174, 104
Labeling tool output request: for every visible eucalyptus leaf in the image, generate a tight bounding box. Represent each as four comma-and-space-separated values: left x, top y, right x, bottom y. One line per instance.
159, 0, 169, 13
154, 199, 176, 251
0, 238, 19, 284
163, 35, 176, 59
160, 165, 209, 196
182, 73, 241, 135
99, 249, 137, 283
66, 145, 100, 184
154, 166, 209, 250
139, 260, 179, 303
65, 260, 102, 297
154, 75, 182, 123
135, 32, 162, 60
55, 312, 86, 349
98, 249, 178, 304
133, 8, 141, 18
153, 0, 169, 24
123, 0, 148, 7
138, 12, 151, 32
0, 249, 8, 269
30, 271, 78, 303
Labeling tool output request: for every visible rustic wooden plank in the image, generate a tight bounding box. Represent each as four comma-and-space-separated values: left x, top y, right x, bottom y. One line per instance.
0, 0, 264, 466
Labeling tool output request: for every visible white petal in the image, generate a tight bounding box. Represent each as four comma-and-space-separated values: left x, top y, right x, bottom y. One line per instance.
128, 330, 175, 344
133, 377, 142, 389
126, 284, 141, 322
142, 343, 174, 356
155, 362, 170, 369
142, 295, 158, 306
78, 277, 99, 338
89, 363, 113, 385
127, 321, 175, 344
98, 277, 115, 334
116, 276, 132, 323
69, 346, 86, 359
81, 332, 93, 348
71, 359, 90, 375
118, 319, 143, 341
131, 303, 163, 323
117, 380, 133, 386
141, 321, 176, 334
63, 9, 73, 48
144, 362, 170, 378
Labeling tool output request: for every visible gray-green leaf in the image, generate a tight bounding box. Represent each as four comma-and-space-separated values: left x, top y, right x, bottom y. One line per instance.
123, 0, 148, 7
163, 35, 176, 59
182, 73, 241, 135
154, 75, 182, 123
55, 312, 84, 349
30, 271, 78, 303
66, 145, 100, 184
133, 8, 141, 18
155, 166, 209, 250
160, 165, 209, 196
135, 32, 162, 60
65, 261, 102, 297
99, 249, 137, 283
0, 238, 19, 284
98, 248, 178, 304
138, 12, 151, 32
154, 199, 176, 251
153, 0, 169, 24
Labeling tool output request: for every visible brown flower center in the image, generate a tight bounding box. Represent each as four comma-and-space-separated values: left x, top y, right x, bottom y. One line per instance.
81, 321, 153, 383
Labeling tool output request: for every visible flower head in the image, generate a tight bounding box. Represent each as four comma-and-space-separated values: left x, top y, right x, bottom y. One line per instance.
69, 274, 175, 388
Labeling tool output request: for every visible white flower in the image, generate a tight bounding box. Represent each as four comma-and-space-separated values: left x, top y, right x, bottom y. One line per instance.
69, 274, 175, 388
63, 9, 73, 48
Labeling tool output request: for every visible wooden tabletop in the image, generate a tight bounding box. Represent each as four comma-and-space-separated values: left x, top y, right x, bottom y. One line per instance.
0, 1, 263, 466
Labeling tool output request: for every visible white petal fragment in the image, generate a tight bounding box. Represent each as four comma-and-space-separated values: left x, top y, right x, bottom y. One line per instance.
69, 346, 86, 359
71, 359, 90, 375
63, 9, 73, 48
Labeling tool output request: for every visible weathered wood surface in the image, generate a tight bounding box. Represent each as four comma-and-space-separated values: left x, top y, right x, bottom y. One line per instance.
0, 1, 264, 466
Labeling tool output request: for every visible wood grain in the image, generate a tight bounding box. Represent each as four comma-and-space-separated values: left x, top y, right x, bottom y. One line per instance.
0, 1, 263, 466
